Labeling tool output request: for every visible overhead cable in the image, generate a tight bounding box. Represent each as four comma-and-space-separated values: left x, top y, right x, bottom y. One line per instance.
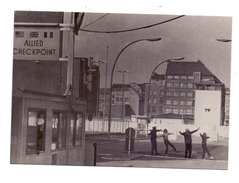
79, 15, 185, 34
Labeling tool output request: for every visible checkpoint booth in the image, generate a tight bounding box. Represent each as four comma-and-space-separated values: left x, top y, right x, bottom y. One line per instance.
11, 11, 87, 165
11, 89, 86, 165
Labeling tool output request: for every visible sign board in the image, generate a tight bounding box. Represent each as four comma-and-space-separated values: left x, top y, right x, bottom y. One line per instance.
13, 28, 60, 61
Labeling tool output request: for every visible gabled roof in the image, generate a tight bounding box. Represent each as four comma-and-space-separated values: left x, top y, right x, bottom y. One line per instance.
166, 60, 214, 76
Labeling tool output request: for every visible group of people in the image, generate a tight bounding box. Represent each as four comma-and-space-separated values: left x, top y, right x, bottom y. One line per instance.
148, 126, 214, 160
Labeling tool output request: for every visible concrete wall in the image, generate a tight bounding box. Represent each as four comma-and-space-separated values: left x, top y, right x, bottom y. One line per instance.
86, 117, 229, 142
194, 90, 221, 126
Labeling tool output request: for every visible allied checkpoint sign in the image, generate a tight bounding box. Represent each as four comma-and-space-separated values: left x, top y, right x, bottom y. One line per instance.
13, 28, 60, 61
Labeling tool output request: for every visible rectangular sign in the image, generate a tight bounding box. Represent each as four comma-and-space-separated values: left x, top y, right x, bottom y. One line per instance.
13, 28, 60, 61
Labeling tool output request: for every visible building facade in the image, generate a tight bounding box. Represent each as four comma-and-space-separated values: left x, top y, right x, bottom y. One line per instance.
145, 60, 226, 125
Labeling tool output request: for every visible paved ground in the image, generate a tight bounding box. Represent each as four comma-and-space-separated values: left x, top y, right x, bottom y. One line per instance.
84, 133, 228, 170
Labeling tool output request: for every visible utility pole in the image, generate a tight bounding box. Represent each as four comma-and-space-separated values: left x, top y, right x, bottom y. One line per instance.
118, 70, 131, 123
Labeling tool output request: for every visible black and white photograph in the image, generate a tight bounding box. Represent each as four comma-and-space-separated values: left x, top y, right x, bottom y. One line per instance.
1, 1, 239, 183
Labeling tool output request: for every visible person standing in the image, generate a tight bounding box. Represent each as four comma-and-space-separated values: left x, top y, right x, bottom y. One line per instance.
159, 129, 180, 156
200, 132, 214, 160
148, 126, 162, 155
179, 127, 200, 158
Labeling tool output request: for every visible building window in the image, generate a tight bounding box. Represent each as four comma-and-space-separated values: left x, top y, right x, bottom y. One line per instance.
185, 109, 192, 114
166, 100, 171, 105
179, 108, 184, 114
159, 98, 164, 104
166, 91, 172, 96
181, 83, 187, 88
70, 113, 83, 147
152, 106, 156, 113
166, 82, 173, 87
153, 89, 157, 95
193, 72, 201, 83
26, 110, 46, 155
167, 75, 173, 79
179, 101, 185, 105
181, 76, 187, 79
174, 75, 180, 79
188, 76, 193, 80
173, 100, 178, 105
173, 91, 178, 96
174, 83, 180, 88
160, 91, 164, 96
172, 108, 178, 114
180, 92, 186, 96
187, 92, 193, 97
165, 108, 172, 113
186, 101, 192, 105
51, 112, 67, 151
159, 106, 163, 113
153, 97, 157, 104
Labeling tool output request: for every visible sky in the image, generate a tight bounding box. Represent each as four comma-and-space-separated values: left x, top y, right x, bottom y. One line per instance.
1, 1, 239, 183
75, 13, 232, 88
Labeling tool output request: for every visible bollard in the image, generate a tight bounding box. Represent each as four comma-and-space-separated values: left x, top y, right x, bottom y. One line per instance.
93, 143, 97, 166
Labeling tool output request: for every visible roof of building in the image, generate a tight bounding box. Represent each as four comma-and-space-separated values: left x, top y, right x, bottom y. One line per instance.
166, 60, 214, 76
151, 73, 165, 80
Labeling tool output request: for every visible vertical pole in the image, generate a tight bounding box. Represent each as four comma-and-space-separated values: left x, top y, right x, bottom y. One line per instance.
103, 46, 108, 131
67, 17, 74, 94
122, 72, 125, 123
128, 128, 131, 154
93, 143, 97, 166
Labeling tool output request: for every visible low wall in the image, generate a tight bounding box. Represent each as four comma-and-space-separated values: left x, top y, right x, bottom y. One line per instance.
85, 117, 229, 142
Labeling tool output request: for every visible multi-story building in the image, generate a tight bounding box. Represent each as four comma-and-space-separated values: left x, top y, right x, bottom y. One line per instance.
101, 83, 145, 118
144, 74, 164, 117
145, 60, 225, 125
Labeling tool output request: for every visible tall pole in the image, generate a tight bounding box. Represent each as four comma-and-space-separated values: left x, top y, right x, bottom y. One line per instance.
91, 59, 107, 117
103, 46, 109, 127
118, 70, 131, 123
146, 57, 184, 125
108, 37, 162, 140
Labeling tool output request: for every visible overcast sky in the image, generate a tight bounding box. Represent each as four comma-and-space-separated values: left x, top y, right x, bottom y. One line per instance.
75, 13, 232, 88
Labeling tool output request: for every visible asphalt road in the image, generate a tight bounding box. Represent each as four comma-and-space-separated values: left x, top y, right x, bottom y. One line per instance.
84, 133, 228, 170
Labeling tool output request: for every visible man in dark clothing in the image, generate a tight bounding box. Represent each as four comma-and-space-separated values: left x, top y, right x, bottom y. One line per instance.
148, 127, 162, 155
179, 127, 200, 158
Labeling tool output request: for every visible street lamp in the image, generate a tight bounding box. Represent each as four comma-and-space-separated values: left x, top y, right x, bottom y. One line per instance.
91, 59, 107, 117
146, 57, 185, 125
108, 37, 162, 140
217, 39, 231, 43
118, 70, 131, 123
35, 61, 54, 94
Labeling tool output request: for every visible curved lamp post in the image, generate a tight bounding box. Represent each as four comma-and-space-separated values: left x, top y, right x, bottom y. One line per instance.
35, 61, 54, 94
108, 37, 162, 140
146, 57, 184, 125
216, 39, 231, 43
